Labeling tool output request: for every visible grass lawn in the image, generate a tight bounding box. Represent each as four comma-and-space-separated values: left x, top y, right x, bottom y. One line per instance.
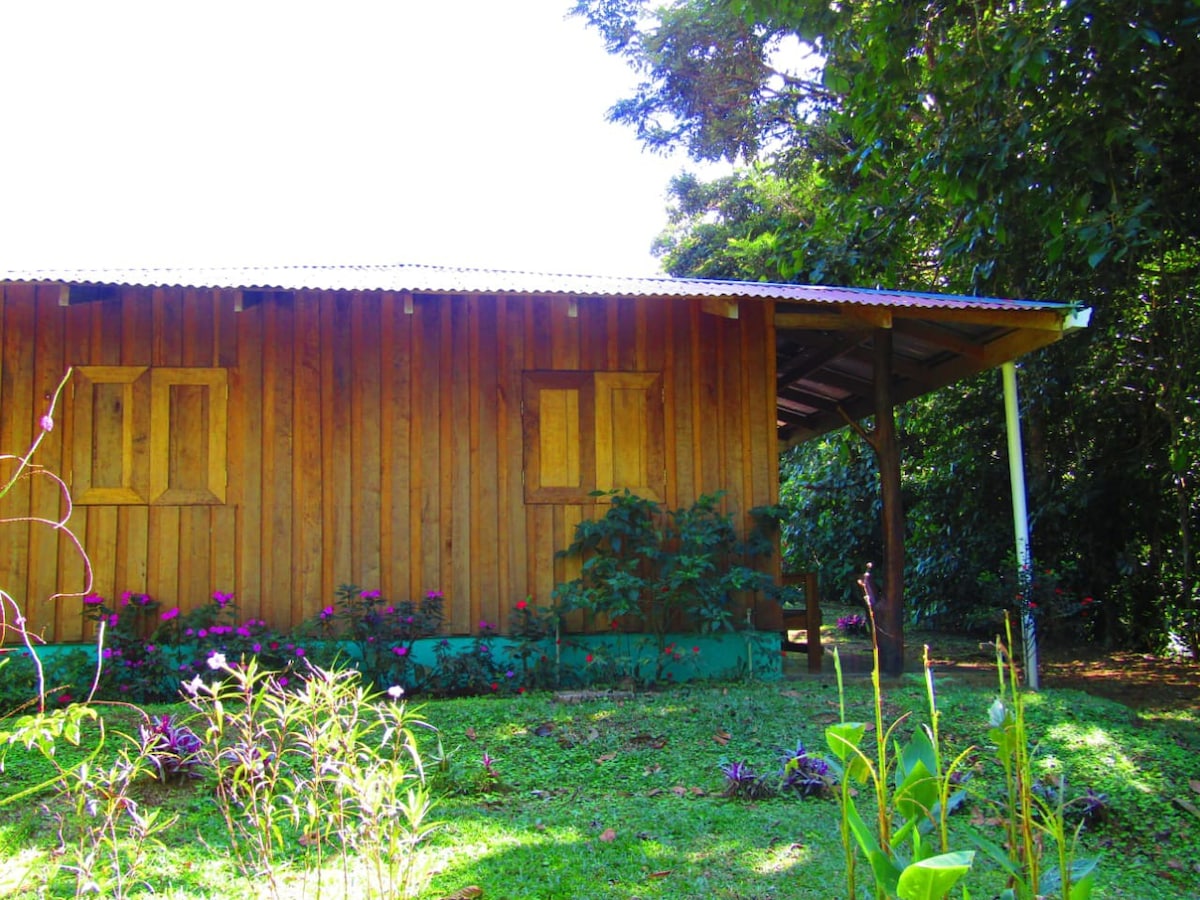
1, 649, 1198, 898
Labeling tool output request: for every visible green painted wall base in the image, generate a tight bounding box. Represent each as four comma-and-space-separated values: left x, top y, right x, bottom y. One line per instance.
8, 630, 784, 696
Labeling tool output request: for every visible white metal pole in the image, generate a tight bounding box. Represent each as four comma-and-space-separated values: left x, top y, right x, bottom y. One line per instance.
1002, 361, 1039, 689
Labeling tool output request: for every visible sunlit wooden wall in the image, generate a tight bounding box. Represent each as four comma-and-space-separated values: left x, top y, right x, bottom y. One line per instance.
0, 283, 781, 642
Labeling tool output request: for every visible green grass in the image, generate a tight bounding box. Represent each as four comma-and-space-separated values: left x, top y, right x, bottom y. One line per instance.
2, 671, 1198, 898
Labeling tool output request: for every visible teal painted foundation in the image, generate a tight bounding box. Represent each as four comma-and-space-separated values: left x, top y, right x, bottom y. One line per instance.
7, 630, 783, 695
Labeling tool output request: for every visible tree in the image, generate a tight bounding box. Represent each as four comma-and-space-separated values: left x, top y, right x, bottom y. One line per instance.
575, 0, 1200, 656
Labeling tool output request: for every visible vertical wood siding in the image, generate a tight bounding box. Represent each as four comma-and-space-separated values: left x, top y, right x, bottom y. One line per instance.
0, 286, 780, 642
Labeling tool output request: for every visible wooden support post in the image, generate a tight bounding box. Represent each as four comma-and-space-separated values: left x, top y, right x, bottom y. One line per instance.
873, 328, 906, 676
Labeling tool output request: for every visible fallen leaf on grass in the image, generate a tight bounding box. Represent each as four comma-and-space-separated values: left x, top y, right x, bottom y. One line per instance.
630, 733, 667, 749
1172, 796, 1200, 820
599, 828, 617, 842
438, 887, 483, 900
595, 752, 618, 764
533, 723, 555, 737
465, 726, 477, 741
1189, 778, 1200, 794
713, 730, 731, 746
646, 788, 664, 797
646, 871, 672, 879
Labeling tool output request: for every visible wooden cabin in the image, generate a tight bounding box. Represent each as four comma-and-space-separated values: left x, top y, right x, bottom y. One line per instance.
0, 265, 1085, 647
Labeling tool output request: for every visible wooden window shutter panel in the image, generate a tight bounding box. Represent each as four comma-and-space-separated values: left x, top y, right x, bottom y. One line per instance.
148, 368, 228, 505
522, 371, 595, 503
594, 371, 665, 503
70, 366, 151, 504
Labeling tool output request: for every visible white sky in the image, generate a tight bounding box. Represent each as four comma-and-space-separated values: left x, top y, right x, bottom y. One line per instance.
0, 1, 710, 277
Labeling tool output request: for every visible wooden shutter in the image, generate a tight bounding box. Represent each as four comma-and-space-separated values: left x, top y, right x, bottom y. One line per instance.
522, 371, 595, 503
522, 370, 665, 505
594, 372, 665, 503
149, 368, 228, 504
70, 366, 151, 504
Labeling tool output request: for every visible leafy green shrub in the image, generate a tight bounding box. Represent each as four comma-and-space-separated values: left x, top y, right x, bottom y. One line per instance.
553, 491, 783, 658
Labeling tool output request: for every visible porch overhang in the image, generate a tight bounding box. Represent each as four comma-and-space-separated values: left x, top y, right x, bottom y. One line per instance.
773, 290, 1090, 447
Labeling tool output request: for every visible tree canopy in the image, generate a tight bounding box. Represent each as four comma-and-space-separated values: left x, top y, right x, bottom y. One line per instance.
574, 0, 1200, 654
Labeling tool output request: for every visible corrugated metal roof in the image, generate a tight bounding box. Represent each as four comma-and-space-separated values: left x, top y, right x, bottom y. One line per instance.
0, 262, 1072, 311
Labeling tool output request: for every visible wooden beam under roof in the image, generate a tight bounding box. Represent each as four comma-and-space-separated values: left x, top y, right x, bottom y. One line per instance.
776, 303, 1067, 332
776, 333, 862, 389
892, 319, 987, 362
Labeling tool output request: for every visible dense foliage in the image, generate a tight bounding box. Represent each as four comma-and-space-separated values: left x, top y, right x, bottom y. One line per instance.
573, 0, 1200, 652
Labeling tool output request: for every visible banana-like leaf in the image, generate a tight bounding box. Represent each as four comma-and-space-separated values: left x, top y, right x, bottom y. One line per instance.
896, 850, 975, 900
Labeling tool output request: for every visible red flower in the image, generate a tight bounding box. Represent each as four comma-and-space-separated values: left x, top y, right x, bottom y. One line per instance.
490, 682, 499, 691
586, 653, 594, 663
1082, 596, 1094, 605
516, 599, 528, 610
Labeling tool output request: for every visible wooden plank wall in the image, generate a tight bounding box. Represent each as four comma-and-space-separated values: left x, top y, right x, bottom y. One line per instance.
0, 285, 780, 642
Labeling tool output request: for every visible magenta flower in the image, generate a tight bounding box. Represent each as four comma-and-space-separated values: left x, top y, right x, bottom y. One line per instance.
160, 607, 180, 621
83, 594, 105, 605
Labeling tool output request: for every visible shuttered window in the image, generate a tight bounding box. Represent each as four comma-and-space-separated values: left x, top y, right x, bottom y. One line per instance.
522, 370, 664, 504
70, 366, 152, 504
70, 366, 227, 505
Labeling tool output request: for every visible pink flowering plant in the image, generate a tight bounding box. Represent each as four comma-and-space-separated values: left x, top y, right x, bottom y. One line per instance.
296, 584, 446, 691
81, 591, 178, 701
430, 618, 521, 697
75, 589, 290, 701
506, 597, 566, 690
171, 591, 291, 688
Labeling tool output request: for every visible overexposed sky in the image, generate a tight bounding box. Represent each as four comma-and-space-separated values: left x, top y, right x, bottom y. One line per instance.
0, 1, 707, 276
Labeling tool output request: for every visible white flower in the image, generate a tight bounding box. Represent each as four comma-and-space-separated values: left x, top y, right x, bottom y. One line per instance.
988, 698, 1009, 729
207, 652, 227, 671
182, 674, 205, 696
386, 685, 404, 700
